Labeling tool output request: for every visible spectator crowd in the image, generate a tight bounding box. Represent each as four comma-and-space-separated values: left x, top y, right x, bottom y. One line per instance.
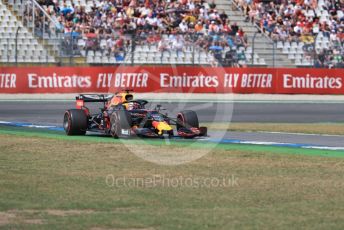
24, 0, 252, 66
234, 0, 344, 68
21, 0, 344, 67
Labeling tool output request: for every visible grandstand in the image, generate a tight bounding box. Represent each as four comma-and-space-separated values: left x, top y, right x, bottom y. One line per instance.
0, 0, 343, 68
0, 0, 56, 64
233, 0, 344, 68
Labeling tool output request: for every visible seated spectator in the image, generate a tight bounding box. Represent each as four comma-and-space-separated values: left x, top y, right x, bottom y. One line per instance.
208, 51, 218, 67
179, 20, 189, 33
229, 22, 239, 36
208, 21, 220, 35
106, 36, 116, 56
158, 38, 170, 52
85, 28, 98, 55
208, 0, 216, 10
226, 35, 235, 48
195, 21, 204, 34
234, 32, 248, 48
147, 32, 161, 44
300, 32, 315, 44
222, 20, 232, 34
271, 27, 280, 41
248, 4, 259, 23
172, 35, 185, 56
219, 10, 228, 24
224, 50, 234, 66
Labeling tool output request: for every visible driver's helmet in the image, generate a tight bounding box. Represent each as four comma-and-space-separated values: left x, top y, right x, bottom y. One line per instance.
108, 93, 133, 107
123, 93, 133, 102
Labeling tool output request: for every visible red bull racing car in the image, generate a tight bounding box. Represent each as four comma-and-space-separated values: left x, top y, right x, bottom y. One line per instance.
63, 91, 207, 138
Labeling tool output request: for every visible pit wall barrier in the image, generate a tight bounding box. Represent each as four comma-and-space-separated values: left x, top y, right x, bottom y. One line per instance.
0, 66, 343, 94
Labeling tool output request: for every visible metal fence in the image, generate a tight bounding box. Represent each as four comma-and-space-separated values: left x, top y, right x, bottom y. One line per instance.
3, 31, 344, 68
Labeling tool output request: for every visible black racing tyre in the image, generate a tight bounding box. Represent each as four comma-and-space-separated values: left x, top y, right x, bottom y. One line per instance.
110, 110, 132, 138
177, 110, 199, 130
63, 109, 88, 135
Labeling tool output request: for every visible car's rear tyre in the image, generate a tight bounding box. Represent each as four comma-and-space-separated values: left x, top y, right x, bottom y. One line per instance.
177, 110, 199, 130
63, 109, 88, 135
110, 110, 132, 138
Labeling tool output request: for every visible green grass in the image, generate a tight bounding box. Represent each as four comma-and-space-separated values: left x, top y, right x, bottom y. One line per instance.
1, 129, 344, 229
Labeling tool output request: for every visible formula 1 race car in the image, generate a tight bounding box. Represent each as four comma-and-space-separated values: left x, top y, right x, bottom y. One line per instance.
63, 91, 207, 138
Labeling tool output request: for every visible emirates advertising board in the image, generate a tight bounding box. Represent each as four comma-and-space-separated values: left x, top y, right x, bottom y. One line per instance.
0, 66, 343, 94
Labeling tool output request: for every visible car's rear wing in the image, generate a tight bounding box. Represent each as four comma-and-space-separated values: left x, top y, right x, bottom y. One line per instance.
76, 94, 113, 109
76, 94, 113, 102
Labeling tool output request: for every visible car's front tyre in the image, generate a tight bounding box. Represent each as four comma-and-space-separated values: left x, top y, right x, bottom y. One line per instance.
110, 110, 132, 138
176, 110, 199, 130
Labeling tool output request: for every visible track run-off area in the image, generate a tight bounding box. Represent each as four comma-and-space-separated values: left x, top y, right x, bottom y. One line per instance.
1, 97, 344, 157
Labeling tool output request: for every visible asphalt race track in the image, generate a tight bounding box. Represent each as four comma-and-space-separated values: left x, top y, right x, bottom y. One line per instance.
2, 101, 344, 124
1, 101, 344, 148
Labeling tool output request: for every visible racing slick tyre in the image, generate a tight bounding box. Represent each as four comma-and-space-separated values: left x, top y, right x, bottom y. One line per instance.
63, 109, 88, 135
110, 110, 132, 138
177, 110, 199, 130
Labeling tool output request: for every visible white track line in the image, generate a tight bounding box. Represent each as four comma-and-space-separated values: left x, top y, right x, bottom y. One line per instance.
256, 131, 344, 137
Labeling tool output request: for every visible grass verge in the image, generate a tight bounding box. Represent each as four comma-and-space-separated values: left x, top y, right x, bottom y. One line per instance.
0, 129, 344, 229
